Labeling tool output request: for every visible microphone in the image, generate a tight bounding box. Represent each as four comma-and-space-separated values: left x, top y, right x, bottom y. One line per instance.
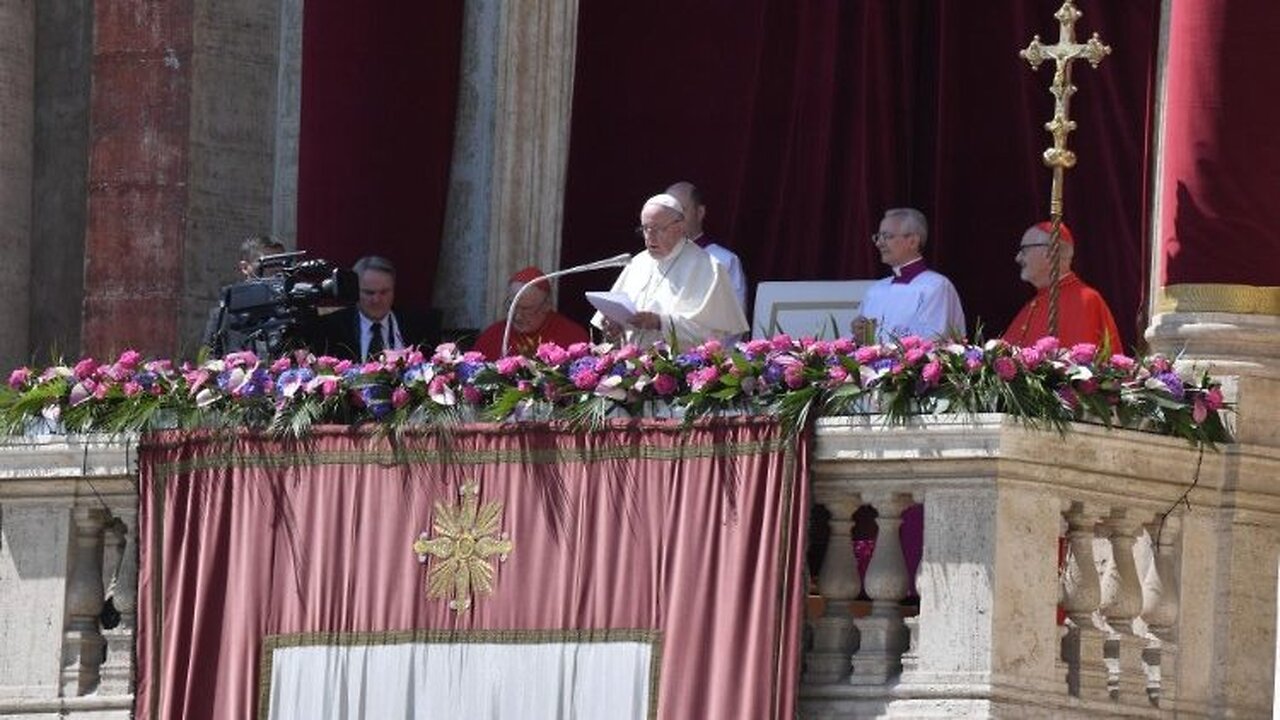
501, 253, 632, 357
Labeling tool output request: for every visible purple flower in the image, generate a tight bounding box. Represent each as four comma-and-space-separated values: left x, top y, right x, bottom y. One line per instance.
456, 361, 485, 383
8, 367, 30, 389
1155, 371, 1186, 400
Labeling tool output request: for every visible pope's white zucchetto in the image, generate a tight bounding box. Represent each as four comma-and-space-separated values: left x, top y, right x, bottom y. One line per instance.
643, 193, 685, 217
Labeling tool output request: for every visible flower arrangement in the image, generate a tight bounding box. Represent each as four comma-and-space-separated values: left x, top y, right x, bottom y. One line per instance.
0, 335, 1229, 445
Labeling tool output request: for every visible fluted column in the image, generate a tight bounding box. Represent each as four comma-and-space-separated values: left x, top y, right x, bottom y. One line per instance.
805, 498, 861, 684
61, 506, 107, 696
851, 492, 911, 685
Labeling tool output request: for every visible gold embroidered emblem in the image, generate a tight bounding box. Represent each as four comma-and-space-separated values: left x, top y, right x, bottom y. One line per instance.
412, 481, 513, 611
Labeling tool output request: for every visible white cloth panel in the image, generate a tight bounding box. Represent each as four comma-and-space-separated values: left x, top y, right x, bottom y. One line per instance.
267, 641, 653, 720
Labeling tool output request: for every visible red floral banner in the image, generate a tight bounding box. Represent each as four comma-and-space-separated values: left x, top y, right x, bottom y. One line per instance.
135, 418, 808, 718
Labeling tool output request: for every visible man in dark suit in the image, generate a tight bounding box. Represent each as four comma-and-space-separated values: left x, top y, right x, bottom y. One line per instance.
310, 255, 440, 361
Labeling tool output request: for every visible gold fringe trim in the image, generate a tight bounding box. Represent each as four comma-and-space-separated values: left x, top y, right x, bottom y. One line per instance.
1158, 283, 1280, 315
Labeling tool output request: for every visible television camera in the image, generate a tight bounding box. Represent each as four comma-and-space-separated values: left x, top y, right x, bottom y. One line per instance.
210, 251, 357, 356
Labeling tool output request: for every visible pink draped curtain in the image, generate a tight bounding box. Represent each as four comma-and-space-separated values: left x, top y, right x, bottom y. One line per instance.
136, 419, 809, 719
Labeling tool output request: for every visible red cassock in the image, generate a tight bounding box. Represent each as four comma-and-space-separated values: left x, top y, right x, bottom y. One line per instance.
472, 310, 591, 359
1002, 273, 1123, 349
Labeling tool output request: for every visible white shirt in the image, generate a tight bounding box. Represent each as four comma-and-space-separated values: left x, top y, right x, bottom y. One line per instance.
359, 311, 404, 360
693, 234, 748, 312
860, 267, 965, 343
591, 240, 749, 349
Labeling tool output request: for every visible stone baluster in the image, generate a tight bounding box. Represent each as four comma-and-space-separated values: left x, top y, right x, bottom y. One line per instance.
850, 492, 911, 685
1098, 507, 1146, 704
61, 506, 107, 696
99, 508, 137, 695
1140, 513, 1181, 706
805, 497, 861, 684
1059, 500, 1107, 699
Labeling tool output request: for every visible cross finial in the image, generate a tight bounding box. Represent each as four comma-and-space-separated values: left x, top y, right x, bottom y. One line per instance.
1019, 0, 1111, 337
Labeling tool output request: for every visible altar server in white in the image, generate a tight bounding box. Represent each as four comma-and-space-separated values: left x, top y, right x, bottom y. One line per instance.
851, 207, 965, 344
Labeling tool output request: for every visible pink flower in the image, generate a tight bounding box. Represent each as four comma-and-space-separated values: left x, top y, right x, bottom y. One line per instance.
461, 350, 486, 364
922, 360, 942, 386
615, 344, 639, 361
905, 347, 926, 365
7, 367, 30, 389
535, 343, 570, 366
1108, 354, 1136, 372
1032, 336, 1060, 355
994, 356, 1018, 381
391, 386, 410, 408
899, 335, 923, 350
1076, 378, 1099, 395
73, 358, 97, 380
744, 339, 772, 356
688, 366, 720, 392
652, 373, 678, 396
566, 342, 592, 359
1018, 347, 1044, 368
517, 380, 534, 394
122, 381, 142, 397
319, 377, 339, 397
1205, 386, 1224, 411
827, 365, 850, 385
144, 359, 173, 374
573, 370, 599, 390
116, 349, 142, 369
1069, 343, 1098, 364
854, 346, 880, 364
831, 337, 855, 355
496, 356, 525, 376
270, 356, 293, 373
784, 364, 805, 389
699, 339, 723, 356
1193, 397, 1208, 424
770, 334, 793, 351
462, 385, 482, 404
333, 360, 352, 375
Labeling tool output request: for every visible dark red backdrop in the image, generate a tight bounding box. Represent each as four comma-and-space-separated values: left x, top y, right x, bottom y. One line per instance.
292, 2, 1162, 350
559, 1, 1159, 351
295, 2, 463, 313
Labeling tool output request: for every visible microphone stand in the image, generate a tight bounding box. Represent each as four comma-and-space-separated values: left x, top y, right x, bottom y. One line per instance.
501, 253, 632, 358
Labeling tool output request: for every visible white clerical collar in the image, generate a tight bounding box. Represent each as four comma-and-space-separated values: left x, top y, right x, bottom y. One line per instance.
891, 256, 926, 276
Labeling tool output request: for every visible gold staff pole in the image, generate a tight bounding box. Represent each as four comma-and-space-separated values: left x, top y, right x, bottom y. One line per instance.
1020, 0, 1110, 337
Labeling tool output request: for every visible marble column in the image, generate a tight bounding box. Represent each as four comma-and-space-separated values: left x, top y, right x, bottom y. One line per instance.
437, 0, 579, 334
0, 0, 33, 371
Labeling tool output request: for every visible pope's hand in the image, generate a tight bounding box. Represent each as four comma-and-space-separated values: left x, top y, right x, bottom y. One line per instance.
630, 312, 661, 331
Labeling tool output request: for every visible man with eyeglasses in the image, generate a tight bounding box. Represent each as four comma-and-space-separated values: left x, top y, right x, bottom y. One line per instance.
850, 207, 965, 344
472, 265, 590, 359
591, 193, 747, 348
1001, 221, 1121, 348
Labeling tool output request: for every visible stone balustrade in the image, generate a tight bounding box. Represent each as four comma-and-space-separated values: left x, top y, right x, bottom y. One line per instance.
0, 434, 135, 719
1, 419, 1276, 719
801, 414, 1280, 719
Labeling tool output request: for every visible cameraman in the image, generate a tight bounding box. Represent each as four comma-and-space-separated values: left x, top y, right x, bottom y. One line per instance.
201, 235, 286, 355
309, 255, 440, 361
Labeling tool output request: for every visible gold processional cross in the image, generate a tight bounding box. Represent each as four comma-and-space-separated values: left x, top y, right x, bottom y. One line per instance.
1020, 0, 1110, 337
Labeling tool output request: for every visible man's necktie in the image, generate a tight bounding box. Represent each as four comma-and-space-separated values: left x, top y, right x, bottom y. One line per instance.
368, 321, 385, 360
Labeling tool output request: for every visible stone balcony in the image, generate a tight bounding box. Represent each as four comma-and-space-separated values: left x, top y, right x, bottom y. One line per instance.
1, 418, 1276, 719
